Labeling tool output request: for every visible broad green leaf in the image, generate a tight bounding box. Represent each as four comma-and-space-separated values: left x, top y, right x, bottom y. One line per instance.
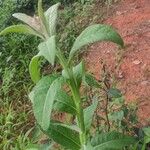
41, 77, 64, 130
69, 24, 124, 60
30, 74, 59, 102
84, 73, 101, 88
31, 75, 60, 130
46, 122, 81, 150
0, 25, 44, 39
29, 54, 41, 83
84, 100, 98, 131
38, 36, 56, 65
108, 88, 122, 98
29, 36, 56, 83
45, 3, 60, 36
12, 13, 42, 33
91, 131, 136, 150
54, 90, 77, 115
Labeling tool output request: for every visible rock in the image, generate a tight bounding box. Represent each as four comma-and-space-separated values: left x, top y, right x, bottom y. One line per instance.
132, 60, 141, 65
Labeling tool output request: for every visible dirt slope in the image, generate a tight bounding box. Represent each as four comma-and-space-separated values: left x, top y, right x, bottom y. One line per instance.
85, 0, 150, 125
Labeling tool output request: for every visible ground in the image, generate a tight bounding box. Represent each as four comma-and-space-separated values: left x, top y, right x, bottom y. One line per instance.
85, 0, 150, 125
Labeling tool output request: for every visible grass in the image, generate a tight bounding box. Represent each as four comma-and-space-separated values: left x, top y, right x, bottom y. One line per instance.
0, 34, 39, 149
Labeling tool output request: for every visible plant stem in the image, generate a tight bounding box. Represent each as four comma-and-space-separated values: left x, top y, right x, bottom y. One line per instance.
70, 78, 86, 145
56, 50, 86, 147
106, 93, 110, 132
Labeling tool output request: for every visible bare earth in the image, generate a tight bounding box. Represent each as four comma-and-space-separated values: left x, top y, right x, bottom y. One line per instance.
85, 0, 150, 125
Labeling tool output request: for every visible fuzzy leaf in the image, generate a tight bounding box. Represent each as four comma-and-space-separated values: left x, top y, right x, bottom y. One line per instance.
29, 74, 59, 103
12, 13, 42, 33
84, 100, 98, 131
45, 3, 60, 36
84, 142, 94, 150
29, 54, 41, 83
73, 61, 85, 87
38, 0, 47, 25
42, 77, 64, 130
0, 25, 44, 39
54, 90, 77, 115
91, 131, 136, 150
38, 0, 49, 37
29, 36, 56, 83
31, 75, 61, 130
38, 36, 56, 65
69, 24, 124, 60
62, 61, 84, 87
46, 122, 81, 150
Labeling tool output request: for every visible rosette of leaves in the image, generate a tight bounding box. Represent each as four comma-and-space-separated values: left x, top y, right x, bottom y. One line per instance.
0, 0, 137, 149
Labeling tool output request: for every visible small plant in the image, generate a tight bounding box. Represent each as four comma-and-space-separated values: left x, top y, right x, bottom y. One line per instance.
0, 0, 137, 149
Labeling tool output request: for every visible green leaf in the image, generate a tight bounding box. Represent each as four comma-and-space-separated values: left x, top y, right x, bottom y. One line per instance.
73, 61, 85, 87
30, 75, 61, 130
84, 142, 94, 150
45, 3, 60, 36
84, 100, 98, 131
46, 122, 81, 150
38, 0, 47, 26
29, 54, 41, 83
84, 73, 101, 88
143, 127, 150, 137
62, 61, 85, 87
38, 36, 56, 65
12, 13, 42, 34
108, 110, 124, 122
29, 75, 58, 103
42, 77, 64, 130
54, 90, 77, 115
26, 143, 53, 150
29, 36, 56, 83
26, 146, 38, 150
69, 24, 124, 60
91, 131, 136, 150
108, 88, 122, 98
145, 136, 150, 144
38, 0, 49, 37
0, 25, 44, 39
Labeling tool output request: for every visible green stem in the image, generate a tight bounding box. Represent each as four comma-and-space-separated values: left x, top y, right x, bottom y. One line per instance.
56, 50, 86, 147
69, 77, 86, 145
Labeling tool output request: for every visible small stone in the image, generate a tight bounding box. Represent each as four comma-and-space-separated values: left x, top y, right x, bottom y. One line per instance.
116, 11, 122, 15
133, 60, 141, 65
118, 71, 124, 79
141, 81, 149, 85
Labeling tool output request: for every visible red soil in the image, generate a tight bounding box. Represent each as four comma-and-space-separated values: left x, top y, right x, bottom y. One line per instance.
85, 0, 150, 125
